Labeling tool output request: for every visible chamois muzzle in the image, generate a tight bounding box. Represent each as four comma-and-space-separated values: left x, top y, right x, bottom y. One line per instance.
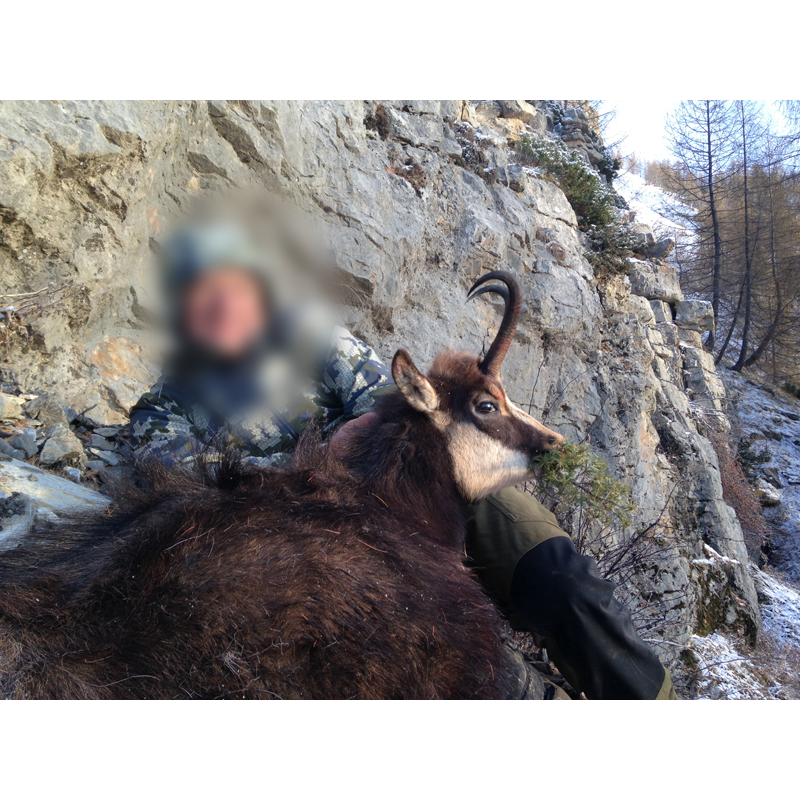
467, 270, 521, 378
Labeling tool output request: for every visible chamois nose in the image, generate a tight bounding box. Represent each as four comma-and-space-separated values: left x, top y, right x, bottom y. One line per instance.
542, 430, 564, 451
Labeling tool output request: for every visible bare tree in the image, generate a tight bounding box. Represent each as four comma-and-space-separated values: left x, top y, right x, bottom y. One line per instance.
665, 101, 736, 350
732, 101, 763, 370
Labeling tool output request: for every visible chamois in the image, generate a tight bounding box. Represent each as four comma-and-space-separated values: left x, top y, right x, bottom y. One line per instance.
0, 271, 563, 700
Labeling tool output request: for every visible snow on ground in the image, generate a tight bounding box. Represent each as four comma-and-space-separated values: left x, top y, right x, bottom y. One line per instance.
753, 566, 800, 650
614, 171, 693, 238
691, 567, 800, 700
687, 367, 800, 700
690, 632, 772, 699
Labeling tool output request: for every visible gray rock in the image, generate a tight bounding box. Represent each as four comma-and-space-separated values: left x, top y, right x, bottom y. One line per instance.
25, 394, 70, 428
473, 101, 502, 125
91, 449, 120, 466
631, 223, 656, 247
627, 294, 656, 327
0, 490, 34, 546
385, 107, 443, 148
0, 393, 23, 420
754, 478, 781, 507
628, 260, 684, 303
642, 237, 676, 260
657, 322, 680, 346
90, 433, 117, 451
86, 459, 107, 471
457, 102, 478, 127
499, 100, 537, 124
505, 163, 526, 193
0, 458, 110, 546
9, 433, 37, 458
649, 300, 673, 324
527, 109, 548, 133
675, 299, 714, 332
63, 467, 82, 483
92, 426, 120, 437
563, 107, 588, 122
762, 467, 784, 488
0, 439, 25, 460
683, 347, 727, 411
39, 423, 84, 465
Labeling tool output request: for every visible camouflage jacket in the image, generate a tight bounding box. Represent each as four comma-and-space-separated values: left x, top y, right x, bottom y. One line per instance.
129, 325, 395, 466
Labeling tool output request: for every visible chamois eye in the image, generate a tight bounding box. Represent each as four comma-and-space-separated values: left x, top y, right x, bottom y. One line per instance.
476, 401, 497, 414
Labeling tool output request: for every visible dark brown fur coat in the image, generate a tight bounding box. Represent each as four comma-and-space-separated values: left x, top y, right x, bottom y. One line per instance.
0, 391, 516, 699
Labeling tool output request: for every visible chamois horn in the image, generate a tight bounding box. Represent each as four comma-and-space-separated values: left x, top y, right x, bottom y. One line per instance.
467, 270, 521, 378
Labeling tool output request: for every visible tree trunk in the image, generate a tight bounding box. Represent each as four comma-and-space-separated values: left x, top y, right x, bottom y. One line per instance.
715, 279, 746, 365
744, 150, 784, 368
707, 101, 723, 352
733, 103, 753, 372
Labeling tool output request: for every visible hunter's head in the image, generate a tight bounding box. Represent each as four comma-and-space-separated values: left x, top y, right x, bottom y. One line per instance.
161, 225, 272, 360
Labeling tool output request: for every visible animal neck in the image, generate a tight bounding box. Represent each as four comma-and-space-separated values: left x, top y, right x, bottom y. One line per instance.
342, 400, 465, 547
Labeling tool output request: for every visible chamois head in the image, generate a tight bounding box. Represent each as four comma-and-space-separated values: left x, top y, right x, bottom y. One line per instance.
392, 271, 563, 502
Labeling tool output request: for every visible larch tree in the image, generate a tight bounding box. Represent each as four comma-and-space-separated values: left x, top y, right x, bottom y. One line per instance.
665, 101, 736, 350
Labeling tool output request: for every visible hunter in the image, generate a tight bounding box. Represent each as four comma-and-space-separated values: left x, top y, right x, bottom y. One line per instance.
130, 225, 677, 700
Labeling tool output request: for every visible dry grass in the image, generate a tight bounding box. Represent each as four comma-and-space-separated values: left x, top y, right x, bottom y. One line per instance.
708, 430, 769, 553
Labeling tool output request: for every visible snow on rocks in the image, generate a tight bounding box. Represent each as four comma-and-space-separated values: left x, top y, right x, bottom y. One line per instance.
721, 368, 800, 583
614, 172, 691, 240
690, 633, 775, 699
754, 478, 782, 507
753, 566, 800, 651
689, 568, 800, 700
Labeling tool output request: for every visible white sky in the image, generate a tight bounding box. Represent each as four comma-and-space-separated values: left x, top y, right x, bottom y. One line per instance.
603, 100, 679, 162
603, 100, 789, 165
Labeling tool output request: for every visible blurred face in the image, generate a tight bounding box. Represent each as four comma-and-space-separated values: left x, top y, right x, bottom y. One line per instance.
182, 268, 268, 358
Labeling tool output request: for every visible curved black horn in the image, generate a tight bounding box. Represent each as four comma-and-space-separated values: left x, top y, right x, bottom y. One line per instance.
467, 270, 521, 378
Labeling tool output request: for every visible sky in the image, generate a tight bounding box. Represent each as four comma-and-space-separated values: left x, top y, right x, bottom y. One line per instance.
602, 100, 678, 162
603, 100, 790, 165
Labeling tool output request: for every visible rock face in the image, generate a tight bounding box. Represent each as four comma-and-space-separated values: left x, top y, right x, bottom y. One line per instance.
675, 299, 715, 332
552, 104, 608, 170
0, 457, 110, 548
628, 259, 684, 303
0, 100, 759, 675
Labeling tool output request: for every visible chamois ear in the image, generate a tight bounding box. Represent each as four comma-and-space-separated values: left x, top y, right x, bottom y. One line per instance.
392, 349, 439, 414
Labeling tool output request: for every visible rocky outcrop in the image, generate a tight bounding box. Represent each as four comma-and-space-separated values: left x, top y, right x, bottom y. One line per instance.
0, 100, 759, 675
552, 105, 608, 170
675, 299, 714, 332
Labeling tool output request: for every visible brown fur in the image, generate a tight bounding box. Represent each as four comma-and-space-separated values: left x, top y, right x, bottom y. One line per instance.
0, 354, 552, 700
0, 278, 561, 699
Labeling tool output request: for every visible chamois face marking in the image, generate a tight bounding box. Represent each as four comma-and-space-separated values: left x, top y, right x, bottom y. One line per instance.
391, 270, 564, 502
392, 349, 563, 502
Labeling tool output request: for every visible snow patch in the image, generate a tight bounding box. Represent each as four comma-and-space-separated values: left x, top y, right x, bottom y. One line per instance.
690, 633, 772, 699
752, 566, 800, 650
615, 171, 692, 237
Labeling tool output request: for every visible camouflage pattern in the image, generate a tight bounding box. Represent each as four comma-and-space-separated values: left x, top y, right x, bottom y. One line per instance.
130, 325, 395, 466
